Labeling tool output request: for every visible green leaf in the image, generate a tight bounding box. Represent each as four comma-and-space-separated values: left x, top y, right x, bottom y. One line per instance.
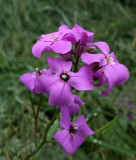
87, 137, 136, 156
47, 120, 59, 141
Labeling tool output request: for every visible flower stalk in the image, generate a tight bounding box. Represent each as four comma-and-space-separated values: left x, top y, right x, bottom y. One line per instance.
26, 107, 60, 159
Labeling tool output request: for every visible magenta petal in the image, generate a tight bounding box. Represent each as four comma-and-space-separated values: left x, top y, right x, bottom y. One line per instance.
19, 73, 36, 92
128, 115, 134, 121
110, 52, 119, 64
102, 64, 129, 96
49, 81, 74, 106
49, 40, 72, 54
45, 68, 53, 75
81, 52, 106, 67
74, 24, 94, 43
64, 134, 85, 154
60, 107, 71, 129
47, 56, 72, 75
61, 29, 79, 43
34, 79, 45, 94
80, 32, 88, 45
41, 31, 62, 40
75, 115, 95, 136
93, 69, 106, 87
54, 130, 70, 150
75, 115, 87, 126
58, 24, 70, 31
74, 24, 94, 37
69, 95, 84, 114
93, 41, 110, 55
60, 95, 84, 115
54, 130, 85, 154
35, 74, 59, 93
61, 51, 72, 61
68, 65, 93, 90
74, 95, 85, 106
69, 104, 80, 115
32, 40, 52, 59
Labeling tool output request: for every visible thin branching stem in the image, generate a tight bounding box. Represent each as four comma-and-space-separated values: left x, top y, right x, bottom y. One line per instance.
74, 55, 80, 72
34, 94, 42, 134
26, 107, 60, 160
87, 113, 98, 124
29, 92, 36, 127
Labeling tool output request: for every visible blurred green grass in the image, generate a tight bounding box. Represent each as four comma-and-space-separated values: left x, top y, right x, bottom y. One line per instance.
0, 0, 136, 159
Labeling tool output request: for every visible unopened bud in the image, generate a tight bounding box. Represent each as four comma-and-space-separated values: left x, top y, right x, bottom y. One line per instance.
94, 113, 97, 117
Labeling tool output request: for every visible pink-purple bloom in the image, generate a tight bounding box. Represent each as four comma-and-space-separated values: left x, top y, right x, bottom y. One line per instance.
128, 115, 134, 121
81, 42, 129, 96
54, 109, 94, 154
19, 24, 130, 155
32, 28, 78, 59
36, 56, 93, 106
72, 24, 94, 43
19, 68, 50, 93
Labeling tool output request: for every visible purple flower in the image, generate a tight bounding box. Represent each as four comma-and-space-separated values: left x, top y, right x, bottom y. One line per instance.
128, 115, 134, 121
70, 24, 94, 56
36, 56, 93, 106
81, 42, 129, 96
60, 95, 85, 115
72, 24, 94, 43
19, 68, 51, 93
58, 24, 94, 43
54, 110, 94, 154
32, 29, 78, 59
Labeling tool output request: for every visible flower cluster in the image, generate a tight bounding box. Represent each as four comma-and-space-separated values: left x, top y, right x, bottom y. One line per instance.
19, 24, 129, 154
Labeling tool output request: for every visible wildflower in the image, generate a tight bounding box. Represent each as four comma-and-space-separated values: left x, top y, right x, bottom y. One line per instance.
36, 56, 93, 106
32, 29, 78, 59
73, 24, 94, 43
54, 109, 94, 154
71, 24, 94, 56
19, 68, 52, 93
81, 42, 129, 96
128, 115, 134, 121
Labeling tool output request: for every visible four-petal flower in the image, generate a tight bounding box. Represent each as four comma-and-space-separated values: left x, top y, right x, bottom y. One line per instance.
36, 56, 93, 106
81, 42, 129, 96
54, 109, 94, 154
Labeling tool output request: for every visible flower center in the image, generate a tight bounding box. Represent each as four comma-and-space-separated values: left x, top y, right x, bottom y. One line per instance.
70, 125, 78, 135
60, 73, 70, 82
36, 68, 41, 77
52, 36, 58, 41
106, 56, 116, 65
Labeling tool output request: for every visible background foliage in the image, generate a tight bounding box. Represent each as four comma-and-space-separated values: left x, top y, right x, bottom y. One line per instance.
0, 0, 136, 159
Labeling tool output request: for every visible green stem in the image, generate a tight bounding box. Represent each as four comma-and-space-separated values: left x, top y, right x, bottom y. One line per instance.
29, 92, 36, 131
34, 94, 42, 134
95, 116, 120, 134
74, 56, 80, 72
30, 92, 36, 117
26, 107, 60, 159
37, 107, 59, 150
87, 113, 98, 124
